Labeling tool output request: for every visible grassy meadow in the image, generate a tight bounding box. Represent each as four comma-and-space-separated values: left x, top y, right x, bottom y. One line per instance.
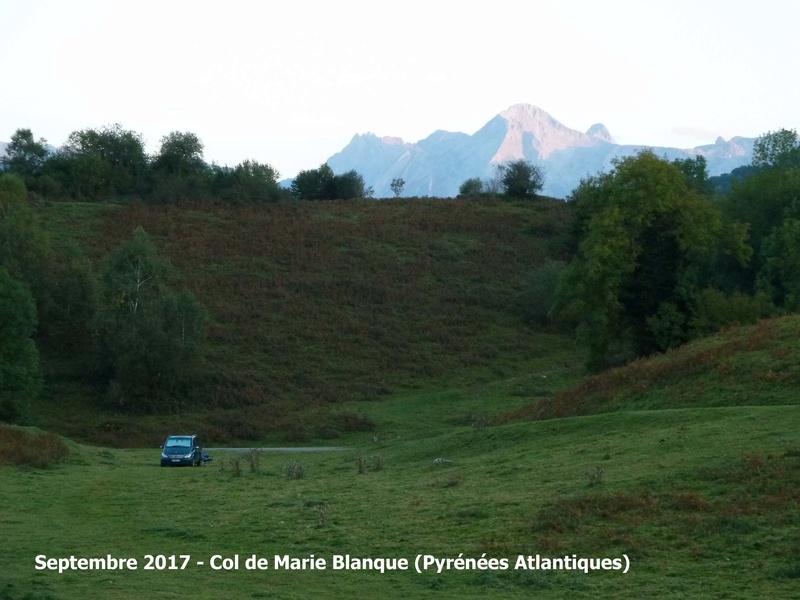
2, 398, 799, 599
2, 198, 800, 598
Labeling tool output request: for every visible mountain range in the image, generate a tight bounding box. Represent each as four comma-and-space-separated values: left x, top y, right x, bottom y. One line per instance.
325, 104, 755, 198
2, 106, 756, 199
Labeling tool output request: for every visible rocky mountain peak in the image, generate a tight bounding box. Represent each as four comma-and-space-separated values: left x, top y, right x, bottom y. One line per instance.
493, 103, 603, 161
586, 123, 615, 143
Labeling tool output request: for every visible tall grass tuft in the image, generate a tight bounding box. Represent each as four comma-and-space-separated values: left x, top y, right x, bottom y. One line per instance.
285, 461, 305, 479
247, 449, 261, 473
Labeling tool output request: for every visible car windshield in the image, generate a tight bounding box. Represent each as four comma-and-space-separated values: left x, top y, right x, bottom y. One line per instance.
165, 437, 192, 448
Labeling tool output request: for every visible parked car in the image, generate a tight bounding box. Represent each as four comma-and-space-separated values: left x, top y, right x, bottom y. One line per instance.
160, 434, 202, 467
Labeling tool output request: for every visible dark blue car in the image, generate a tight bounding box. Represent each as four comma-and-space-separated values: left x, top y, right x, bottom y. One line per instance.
160, 434, 202, 467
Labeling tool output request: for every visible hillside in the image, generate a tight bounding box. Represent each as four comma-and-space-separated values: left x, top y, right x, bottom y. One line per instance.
9, 198, 800, 600
497, 315, 800, 425
36, 197, 578, 446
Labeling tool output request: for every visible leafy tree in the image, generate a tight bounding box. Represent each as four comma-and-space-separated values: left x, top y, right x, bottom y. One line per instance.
555, 150, 750, 369
0, 174, 51, 295
291, 164, 335, 200
752, 128, 800, 169
1, 129, 49, 178
672, 156, 712, 195
0, 266, 41, 423
500, 159, 545, 199
458, 177, 483, 196
62, 124, 148, 196
158, 290, 208, 378
722, 161, 800, 293
37, 241, 98, 350
152, 131, 206, 176
93, 227, 207, 409
390, 178, 405, 197
717, 128, 800, 300
97, 226, 173, 328
758, 215, 800, 310
233, 160, 281, 201
708, 164, 761, 195
290, 164, 370, 200
690, 287, 775, 337
212, 160, 282, 203
0, 174, 98, 349
148, 132, 209, 203
42, 150, 110, 200
39, 124, 148, 200
334, 169, 372, 199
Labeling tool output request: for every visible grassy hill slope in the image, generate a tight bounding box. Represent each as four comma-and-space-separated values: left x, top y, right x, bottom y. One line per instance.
36, 197, 577, 446
497, 315, 800, 424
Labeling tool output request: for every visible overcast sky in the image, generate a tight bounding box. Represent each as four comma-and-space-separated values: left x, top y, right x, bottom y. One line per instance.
1, 0, 797, 178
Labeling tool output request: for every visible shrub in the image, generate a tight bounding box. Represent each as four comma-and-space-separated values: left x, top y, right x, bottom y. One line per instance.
372, 453, 385, 471
316, 504, 332, 527
285, 461, 305, 479
691, 288, 776, 336
459, 178, 484, 196
0, 425, 70, 468
585, 467, 605, 487
247, 449, 261, 473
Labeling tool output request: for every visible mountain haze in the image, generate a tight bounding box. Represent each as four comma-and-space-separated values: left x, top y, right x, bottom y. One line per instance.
326, 104, 756, 198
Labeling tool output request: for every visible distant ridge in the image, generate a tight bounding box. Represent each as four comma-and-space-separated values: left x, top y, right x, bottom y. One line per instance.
325, 103, 756, 198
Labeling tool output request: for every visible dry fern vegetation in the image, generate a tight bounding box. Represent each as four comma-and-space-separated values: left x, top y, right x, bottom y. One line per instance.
36, 197, 576, 445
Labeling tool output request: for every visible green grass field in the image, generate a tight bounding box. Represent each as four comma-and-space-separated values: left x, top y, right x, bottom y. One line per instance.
3, 360, 800, 598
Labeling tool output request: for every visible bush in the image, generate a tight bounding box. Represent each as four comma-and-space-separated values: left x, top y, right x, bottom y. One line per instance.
500, 159, 545, 199
290, 164, 371, 200
691, 288, 776, 336
285, 461, 305, 479
0, 425, 70, 468
458, 178, 484, 196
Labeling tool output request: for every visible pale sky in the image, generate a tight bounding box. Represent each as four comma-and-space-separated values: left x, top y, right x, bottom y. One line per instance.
1, 0, 797, 179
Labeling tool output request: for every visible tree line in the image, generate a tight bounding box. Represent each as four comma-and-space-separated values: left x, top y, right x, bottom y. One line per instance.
0, 172, 207, 422
543, 129, 800, 370
0, 125, 374, 203
458, 159, 546, 199
2, 124, 548, 203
